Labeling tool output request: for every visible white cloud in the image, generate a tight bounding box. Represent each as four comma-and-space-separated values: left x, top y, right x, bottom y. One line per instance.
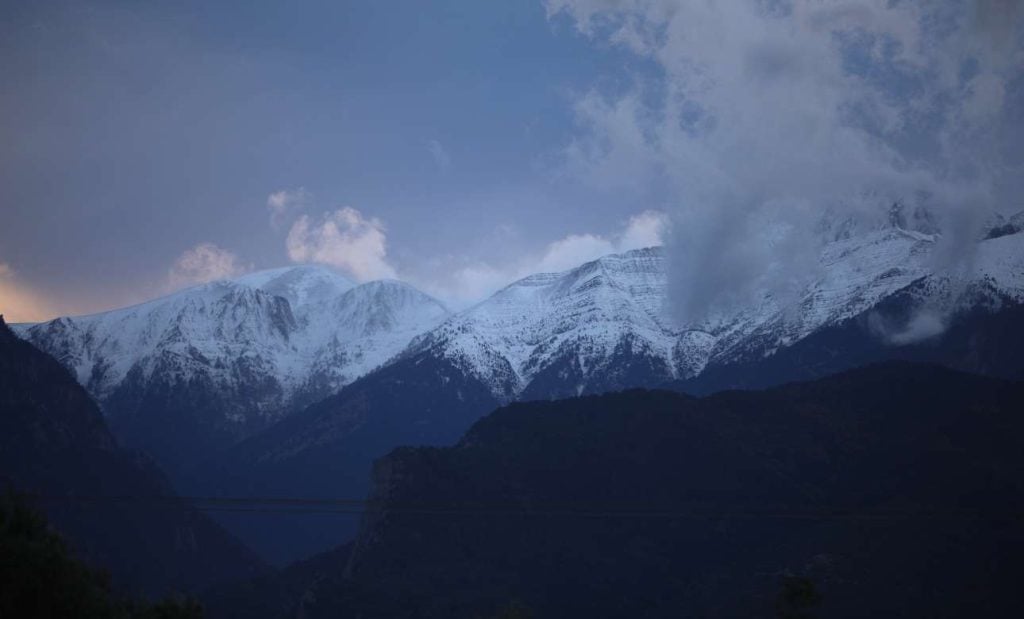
286, 207, 398, 281
0, 262, 59, 323
429, 263, 512, 307
267, 187, 310, 229
535, 233, 616, 273
620, 210, 669, 251
167, 243, 246, 290
536, 210, 668, 273
547, 0, 1024, 322
415, 210, 668, 307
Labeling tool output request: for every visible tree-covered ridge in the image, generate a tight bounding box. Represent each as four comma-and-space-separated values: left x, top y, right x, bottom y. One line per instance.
0, 493, 202, 619
325, 363, 1024, 617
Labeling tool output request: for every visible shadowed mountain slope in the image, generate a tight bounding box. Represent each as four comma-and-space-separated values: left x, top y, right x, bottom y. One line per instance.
0, 316, 261, 596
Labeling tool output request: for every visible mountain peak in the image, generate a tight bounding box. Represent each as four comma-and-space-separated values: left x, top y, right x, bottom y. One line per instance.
233, 264, 356, 309
502, 246, 665, 292
17, 264, 450, 472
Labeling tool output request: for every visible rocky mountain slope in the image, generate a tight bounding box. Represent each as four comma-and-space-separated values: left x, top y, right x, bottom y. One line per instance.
16, 266, 449, 477
0, 316, 261, 596
412, 221, 1024, 400
20, 216, 1024, 474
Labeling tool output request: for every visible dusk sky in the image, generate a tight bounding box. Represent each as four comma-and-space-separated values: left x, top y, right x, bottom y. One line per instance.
2, 1, 1021, 322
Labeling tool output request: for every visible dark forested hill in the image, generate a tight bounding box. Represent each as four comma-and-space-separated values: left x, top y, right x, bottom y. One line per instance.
0, 316, 261, 597
285, 363, 1024, 618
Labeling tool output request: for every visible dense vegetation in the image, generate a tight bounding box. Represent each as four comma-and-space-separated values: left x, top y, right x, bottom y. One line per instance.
0, 493, 202, 619
312, 363, 1024, 617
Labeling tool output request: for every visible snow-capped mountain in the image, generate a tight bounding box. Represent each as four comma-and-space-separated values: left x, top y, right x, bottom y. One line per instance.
409, 219, 1024, 400
202, 215, 1024, 563
408, 247, 676, 400
16, 265, 449, 475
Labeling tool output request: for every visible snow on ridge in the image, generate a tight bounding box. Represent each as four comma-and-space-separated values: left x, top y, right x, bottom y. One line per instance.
414, 227, 1024, 398
414, 247, 677, 395
15, 225, 1024, 427
235, 264, 356, 310
19, 265, 450, 424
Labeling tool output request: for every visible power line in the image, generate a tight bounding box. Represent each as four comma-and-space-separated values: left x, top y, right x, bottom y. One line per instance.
22, 494, 1024, 520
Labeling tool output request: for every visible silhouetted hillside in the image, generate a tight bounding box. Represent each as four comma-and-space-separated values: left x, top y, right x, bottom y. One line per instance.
197, 348, 501, 563
202, 543, 353, 619
297, 363, 1024, 617
0, 493, 205, 618
0, 316, 261, 596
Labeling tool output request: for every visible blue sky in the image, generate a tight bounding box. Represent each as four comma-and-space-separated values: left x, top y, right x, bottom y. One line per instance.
1, 1, 1021, 321
1, 0, 664, 318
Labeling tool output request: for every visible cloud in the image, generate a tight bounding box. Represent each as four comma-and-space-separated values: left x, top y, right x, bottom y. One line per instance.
426, 263, 513, 307
547, 0, 1024, 323
427, 139, 452, 171
619, 210, 669, 251
167, 243, 246, 290
416, 210, 668, 306
286, 207, 398, 281
535, 210, 668, 272
867, 306, 949, 346
267, 187, 311, 229
535, 233, 616, 273
0, 263, 60, 323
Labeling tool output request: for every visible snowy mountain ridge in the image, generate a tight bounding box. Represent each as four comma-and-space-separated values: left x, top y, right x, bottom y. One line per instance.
14, 216, 1024, 464
16, 265, 450, 435
409, 223, 1024, 399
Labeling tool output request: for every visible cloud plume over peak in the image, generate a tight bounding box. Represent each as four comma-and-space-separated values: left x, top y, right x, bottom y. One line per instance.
535, 209, 669, 272
167, 243, 246, 291
286, 207, 398, 282
416, 210, 669, 306
548, 0, 1024, 323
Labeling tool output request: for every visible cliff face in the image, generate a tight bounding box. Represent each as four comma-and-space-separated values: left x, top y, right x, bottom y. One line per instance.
332, 364, 1024, 618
